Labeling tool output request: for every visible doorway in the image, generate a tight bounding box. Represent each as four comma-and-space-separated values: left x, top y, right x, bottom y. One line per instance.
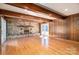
41, 23, 49, 48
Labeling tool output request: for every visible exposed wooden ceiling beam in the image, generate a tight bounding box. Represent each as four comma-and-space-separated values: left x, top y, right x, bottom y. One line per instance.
0, 9, 50, 23
7, 3, 66, 19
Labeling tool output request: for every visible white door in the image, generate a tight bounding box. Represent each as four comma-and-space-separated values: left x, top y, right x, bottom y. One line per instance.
41, 23, 49, 48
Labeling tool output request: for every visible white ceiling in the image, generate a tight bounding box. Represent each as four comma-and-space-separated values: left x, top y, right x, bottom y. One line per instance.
0, 3, 79, 18
36, 3, 79, 16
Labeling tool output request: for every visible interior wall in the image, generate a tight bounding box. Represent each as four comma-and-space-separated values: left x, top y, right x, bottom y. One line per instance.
49, 22, 54, 35
49, 19, 67, 39
1, 17, 6, 44
6, 17, 40, 37
30, 22, 39, 34
66, 14, 79, 42
49, 13, 79, 42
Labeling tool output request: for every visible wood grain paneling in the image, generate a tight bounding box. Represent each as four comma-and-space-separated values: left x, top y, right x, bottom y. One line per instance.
66, 13, 79, 42
49, 19, 67, 39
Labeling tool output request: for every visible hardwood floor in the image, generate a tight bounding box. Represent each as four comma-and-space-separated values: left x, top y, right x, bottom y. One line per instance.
2, 36, 79, 55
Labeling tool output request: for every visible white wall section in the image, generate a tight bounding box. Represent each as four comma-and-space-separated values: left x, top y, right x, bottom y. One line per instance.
1, 17, 6, 44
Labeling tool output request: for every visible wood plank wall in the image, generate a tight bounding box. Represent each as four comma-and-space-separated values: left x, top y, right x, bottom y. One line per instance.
66, 13, 79, 42
49, 19, 67, 39
49, 13, 79, 42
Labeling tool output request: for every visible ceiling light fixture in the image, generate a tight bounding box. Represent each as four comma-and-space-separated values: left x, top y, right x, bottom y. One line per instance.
64, 9, 68, 11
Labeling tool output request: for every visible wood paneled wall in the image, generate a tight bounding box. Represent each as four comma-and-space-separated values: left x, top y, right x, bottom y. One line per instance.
49, 19, 67, 39
49, 13, 79, 41
66, 13, 79, 42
